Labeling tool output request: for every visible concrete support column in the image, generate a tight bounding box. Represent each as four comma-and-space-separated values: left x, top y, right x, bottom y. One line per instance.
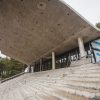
29, 65, 31, 73
31, 66, 34, 73
78, 37, 86, 58
52, 52, 56, 70
71, 37, 90, 66
40, 59, 42, 71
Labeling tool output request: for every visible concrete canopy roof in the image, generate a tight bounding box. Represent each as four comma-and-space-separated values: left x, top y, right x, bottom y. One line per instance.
0, 0, 100, 65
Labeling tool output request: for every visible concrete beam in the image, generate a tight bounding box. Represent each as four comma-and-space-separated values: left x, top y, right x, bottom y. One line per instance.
0, 0, 99, 65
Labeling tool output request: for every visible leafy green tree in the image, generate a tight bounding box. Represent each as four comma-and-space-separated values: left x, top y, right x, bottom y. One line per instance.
96, 23, 100, 29
0, 58, 26, 79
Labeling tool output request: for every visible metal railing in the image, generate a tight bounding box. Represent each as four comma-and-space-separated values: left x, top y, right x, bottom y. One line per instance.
0, 72, 25, 83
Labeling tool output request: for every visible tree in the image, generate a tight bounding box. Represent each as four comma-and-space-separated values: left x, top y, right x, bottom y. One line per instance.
0, 58, 27, 79
96, 23, 100, 29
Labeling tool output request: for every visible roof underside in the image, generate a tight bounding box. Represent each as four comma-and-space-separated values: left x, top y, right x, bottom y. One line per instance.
0, 0, 100, 64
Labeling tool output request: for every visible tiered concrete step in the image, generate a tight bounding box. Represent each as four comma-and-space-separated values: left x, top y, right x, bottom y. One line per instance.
0, 63, 100, 100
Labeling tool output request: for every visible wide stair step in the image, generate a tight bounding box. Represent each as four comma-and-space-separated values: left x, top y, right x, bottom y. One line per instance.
0, 63, 100, 100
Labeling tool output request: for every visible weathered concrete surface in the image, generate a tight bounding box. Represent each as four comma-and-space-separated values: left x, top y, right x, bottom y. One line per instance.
0, 63, 100, 100
0, 0, 100, 64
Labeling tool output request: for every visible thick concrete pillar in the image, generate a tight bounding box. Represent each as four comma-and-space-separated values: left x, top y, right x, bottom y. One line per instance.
71, 37, 89, 66
78, 37, 86, 58
31, 66, 34, 73
40, 59, 42, 71
29, 65, 32, 73
52, 52, 56, 70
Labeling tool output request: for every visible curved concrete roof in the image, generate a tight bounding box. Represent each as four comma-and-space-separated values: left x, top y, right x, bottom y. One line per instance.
0, 0, 100, 64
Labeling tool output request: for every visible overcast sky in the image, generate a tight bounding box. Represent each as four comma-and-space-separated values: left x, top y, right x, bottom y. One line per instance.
0, 0, 100, 58
63, 0, 100, 25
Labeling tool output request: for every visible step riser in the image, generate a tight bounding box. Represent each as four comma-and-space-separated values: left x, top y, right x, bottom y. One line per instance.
64, 78, 100, 82
0, 63, 100, 100
30, 82, 95, 99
